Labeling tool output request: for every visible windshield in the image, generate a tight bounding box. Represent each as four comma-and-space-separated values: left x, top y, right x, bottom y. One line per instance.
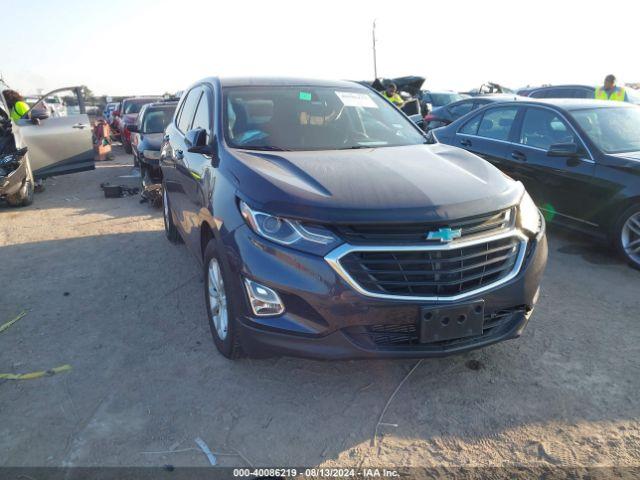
572, 106, 640, 154
142, 105, 176, 134
429, 93, 463, 107
224, 86, 425, 151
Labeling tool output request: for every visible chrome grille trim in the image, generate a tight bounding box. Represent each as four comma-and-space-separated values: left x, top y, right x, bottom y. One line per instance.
332, 208, 515, 245
325, 229, 528, 302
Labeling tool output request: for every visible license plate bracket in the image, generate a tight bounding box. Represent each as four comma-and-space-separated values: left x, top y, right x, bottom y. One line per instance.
419, 300, 485, 343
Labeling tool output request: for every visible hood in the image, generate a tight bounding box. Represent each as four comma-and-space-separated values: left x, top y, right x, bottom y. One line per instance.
611, 151, 640, 162
607, 152, 640, 173
139, 133, 163, 150
229, 144, 523, 224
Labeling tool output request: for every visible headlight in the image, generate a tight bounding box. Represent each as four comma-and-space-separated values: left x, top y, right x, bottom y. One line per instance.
239, 200, 341, 253
518, 190, 541, 235
143, 149, 161, 160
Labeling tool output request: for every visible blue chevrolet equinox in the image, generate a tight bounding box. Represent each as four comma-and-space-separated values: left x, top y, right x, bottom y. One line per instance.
160, 77, 548, 359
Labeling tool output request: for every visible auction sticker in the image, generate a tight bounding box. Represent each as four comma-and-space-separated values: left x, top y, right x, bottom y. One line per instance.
335, 91, 378, 108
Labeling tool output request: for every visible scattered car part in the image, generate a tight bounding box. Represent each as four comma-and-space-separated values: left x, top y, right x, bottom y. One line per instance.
100, 182, 140, 198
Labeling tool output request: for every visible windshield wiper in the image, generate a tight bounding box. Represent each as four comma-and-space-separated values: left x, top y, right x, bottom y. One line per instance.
337, 145, 375, 150
240, 146, 291, 152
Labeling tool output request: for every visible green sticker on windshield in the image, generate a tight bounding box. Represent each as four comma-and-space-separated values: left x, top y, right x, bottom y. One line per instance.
299, 91, 312, 101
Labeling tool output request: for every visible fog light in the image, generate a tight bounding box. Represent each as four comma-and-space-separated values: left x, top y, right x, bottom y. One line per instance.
244, 279, 285, 317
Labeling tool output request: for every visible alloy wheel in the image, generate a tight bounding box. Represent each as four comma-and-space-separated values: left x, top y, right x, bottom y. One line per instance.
621, 212, 640, 266
207, 258, 228, 340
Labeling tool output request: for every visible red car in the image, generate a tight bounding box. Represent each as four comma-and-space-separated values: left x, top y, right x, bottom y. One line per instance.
113, 97, 163, 153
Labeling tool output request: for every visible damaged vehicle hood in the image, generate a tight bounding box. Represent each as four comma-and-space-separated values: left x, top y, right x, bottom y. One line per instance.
228, 143, 524, 224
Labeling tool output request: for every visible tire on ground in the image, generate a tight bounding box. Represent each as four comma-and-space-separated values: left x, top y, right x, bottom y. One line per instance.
203, 240, 244, 359
162, 187, 182, 244
613, 203, 640, 270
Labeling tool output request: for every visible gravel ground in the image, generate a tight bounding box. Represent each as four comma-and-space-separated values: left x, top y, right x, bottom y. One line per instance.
1, 147, 639, 469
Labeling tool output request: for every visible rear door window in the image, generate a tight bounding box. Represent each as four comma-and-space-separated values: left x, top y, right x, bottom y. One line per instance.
476, 107, 518, 141
460, 113, 482, 135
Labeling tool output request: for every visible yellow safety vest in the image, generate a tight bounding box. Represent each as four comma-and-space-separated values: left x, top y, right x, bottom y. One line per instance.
382, 91, 404, 105
10, 100, 29, 121
595, 86, 626, 102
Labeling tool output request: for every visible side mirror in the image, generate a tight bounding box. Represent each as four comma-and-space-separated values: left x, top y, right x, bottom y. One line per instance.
186, 128, 211, 154
127, 124, 139, 133
547, 142, 580, 157
30, 110, 50, 121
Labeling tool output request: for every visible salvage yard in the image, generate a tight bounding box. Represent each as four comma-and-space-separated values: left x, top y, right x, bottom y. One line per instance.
1, 147, 639, 468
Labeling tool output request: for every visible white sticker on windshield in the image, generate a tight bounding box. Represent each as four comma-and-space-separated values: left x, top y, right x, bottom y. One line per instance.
335, 91, 378, 108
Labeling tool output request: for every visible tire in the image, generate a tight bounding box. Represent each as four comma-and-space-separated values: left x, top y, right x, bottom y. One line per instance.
6, 177, 34, 207
203, 240, 243, 359
124, 141, 132, 154
162, 186, 182, 244
614, 204, 640, 270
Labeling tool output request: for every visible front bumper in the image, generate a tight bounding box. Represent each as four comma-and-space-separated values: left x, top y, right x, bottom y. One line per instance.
222, 223, 548, 359
0, 157, 27, 197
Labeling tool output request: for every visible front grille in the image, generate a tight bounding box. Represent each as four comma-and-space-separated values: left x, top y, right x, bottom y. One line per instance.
346, 306, 527, 348
333, 208, 514, 245
338, 236, 522, 298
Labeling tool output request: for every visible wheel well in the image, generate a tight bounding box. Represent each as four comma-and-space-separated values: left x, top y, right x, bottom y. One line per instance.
200, 222, 215, 260
610, 196, 640, 231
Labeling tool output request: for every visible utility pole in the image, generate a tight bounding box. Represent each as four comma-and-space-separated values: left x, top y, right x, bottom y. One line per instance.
372, 19, 378, 80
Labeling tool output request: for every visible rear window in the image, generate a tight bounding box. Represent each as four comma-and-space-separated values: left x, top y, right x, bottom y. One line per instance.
142, 105, 176, 134
447, 101, 474, 118
429, 92, 464, 107
123, 99, 161, 115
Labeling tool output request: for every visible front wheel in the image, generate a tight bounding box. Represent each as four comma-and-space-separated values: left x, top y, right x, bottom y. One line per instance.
203, 241, 243, 359
614, 204, 640, 270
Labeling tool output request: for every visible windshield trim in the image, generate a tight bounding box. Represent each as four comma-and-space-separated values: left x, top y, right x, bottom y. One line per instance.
221, 85, 426, 152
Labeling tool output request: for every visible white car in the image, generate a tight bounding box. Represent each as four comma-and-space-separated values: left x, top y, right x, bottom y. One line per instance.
1, 83, 94, 206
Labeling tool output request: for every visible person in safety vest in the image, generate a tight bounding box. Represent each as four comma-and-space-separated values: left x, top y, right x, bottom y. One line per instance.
2, 90, 30, 121
382, 83, 405, 108
595, 74, 628, 102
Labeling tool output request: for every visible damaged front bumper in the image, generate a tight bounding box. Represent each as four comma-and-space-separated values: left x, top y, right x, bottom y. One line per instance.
0, 153, 27, 198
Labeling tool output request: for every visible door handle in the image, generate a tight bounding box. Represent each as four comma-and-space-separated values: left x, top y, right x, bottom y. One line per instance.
72, 123, 87, 129
460, 139, 472, 147
511, 150, 526, 161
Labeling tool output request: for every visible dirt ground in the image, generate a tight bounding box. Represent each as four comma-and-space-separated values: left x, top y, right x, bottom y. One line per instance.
1, 147, 639, 469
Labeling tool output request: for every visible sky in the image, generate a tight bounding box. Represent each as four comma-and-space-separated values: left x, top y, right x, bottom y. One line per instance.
3, 0, 640, 97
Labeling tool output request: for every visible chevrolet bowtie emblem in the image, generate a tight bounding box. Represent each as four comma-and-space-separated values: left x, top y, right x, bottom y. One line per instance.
426, 227, 462, 243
